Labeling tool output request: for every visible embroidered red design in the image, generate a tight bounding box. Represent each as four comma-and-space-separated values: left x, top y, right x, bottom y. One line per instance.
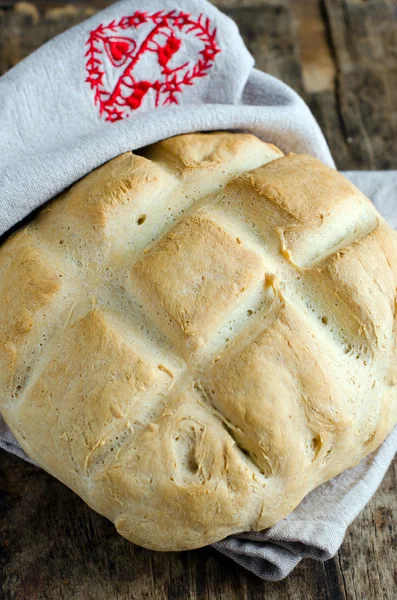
85, 10, 221, 122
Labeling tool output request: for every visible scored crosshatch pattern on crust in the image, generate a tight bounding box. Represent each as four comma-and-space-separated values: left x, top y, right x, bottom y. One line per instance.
1, 133, 397, 551
130, 213, 265, 357
85, 10, 221, 121
123, 145, 392, 482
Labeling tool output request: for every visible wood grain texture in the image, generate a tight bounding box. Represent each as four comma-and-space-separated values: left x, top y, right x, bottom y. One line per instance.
0, 1, 396, 599
1, 451, 396, 600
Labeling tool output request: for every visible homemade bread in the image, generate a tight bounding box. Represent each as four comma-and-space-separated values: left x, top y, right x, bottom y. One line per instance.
1, 132, 397, 550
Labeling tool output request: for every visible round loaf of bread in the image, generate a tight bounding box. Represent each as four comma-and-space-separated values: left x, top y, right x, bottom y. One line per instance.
1, 132, 397, 550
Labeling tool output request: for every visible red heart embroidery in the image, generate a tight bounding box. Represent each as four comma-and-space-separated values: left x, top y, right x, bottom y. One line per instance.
105, 37, 137, 67
85, 10, 221, 122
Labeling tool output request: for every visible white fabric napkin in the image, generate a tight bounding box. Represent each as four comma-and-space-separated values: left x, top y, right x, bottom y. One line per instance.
0, 0, 396, 581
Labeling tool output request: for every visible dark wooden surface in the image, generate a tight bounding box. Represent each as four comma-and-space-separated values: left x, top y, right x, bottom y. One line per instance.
0, 1, 396, 599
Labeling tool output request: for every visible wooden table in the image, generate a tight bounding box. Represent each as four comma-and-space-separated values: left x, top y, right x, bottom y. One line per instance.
0, 2, 396, 598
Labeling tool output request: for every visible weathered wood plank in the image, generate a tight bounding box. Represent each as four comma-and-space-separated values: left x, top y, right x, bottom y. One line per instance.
224, 0, 356, 169
220, 1, 305, 96
1, 450, 396, 599
323, 0, 397, 169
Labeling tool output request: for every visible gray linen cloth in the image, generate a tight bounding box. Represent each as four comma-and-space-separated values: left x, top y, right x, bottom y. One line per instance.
0, 0, 396, 581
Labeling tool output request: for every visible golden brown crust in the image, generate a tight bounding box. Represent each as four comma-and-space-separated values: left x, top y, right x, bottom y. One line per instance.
1, 132, 396, 551
131, 213, 264, 358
